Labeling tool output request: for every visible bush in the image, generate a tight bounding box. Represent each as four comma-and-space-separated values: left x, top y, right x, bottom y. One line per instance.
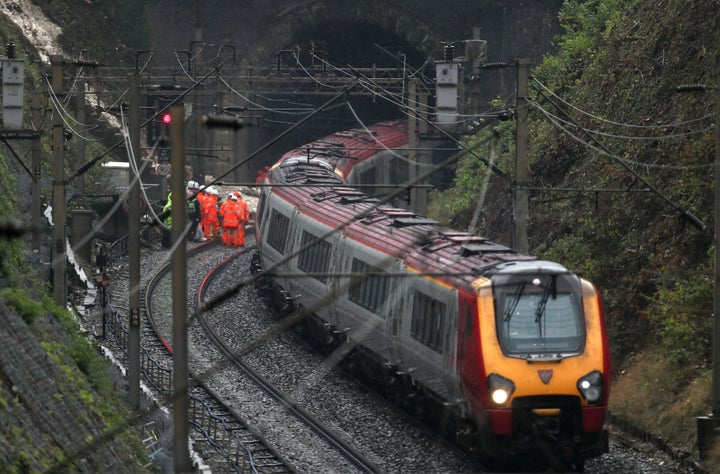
0, 288, 44, 325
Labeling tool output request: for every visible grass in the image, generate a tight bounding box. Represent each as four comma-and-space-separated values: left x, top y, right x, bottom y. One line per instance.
610, 346, 715, 467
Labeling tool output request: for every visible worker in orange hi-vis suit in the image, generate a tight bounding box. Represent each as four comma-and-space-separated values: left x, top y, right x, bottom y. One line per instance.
234, 191, 250, 247
219, 193, 235, 247
196, 186, 209, 240
200, 186, 220, 239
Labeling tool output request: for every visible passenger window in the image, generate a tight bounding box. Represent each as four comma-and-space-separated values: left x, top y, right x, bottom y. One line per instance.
410, 290, 447, 353
267, 209, 290, 254
297, 230, 332, 283
348, 257, 389, 316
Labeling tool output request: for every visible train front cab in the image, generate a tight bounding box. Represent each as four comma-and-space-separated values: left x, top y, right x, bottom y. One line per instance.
467, 261, 610, 470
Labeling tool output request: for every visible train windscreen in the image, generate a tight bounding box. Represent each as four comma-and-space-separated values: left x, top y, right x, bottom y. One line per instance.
492, 273, 586, 357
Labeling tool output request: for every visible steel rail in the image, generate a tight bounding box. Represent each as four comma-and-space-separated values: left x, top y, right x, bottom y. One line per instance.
195, 246, 380, 473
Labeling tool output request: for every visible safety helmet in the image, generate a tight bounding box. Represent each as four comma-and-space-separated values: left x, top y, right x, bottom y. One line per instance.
234, 191, 242, 198
207, 186, 218, 195
230, 194, 238, 201
187, 180, 199, 190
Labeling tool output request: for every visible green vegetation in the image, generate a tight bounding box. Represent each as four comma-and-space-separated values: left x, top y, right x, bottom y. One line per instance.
429, 0, 720, 465
2, 0, 718, 468
0, 10, 150, 473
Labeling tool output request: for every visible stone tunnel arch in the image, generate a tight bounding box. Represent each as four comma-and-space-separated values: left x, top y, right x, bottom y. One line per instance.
252, 0, 443, 70
217, 0, 448, 183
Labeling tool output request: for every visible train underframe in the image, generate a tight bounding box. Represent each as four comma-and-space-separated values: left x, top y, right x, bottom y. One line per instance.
251, 252, 605, 472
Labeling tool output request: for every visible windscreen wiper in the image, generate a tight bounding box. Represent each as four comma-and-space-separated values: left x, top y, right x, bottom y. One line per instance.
534, 275, 557, 326
504, 281, 526, 323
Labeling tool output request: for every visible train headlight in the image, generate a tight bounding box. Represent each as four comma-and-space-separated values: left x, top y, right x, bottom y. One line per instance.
488, 373, 515, 406
577, 370, 603, 404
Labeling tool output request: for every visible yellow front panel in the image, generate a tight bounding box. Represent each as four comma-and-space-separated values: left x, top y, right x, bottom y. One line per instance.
476, 278, 605, 404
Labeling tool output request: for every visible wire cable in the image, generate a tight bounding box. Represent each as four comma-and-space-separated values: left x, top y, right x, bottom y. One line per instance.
532, 76, 714, 130
531, 88, 706, 230
530, 98, 715, 171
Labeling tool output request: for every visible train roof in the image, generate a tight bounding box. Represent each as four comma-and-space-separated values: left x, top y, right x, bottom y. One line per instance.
277, 120, 408, 179
267, 124, 538, 292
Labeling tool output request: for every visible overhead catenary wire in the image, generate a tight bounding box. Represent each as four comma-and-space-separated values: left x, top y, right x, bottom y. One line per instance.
45, 76, 103, 141
530, 83, 706, 231
532, 76, 714, 130
198, 131, 494, 316
350, 67, 511, 183
530, 98, 715, 171
149, 81, 361, 231
69, 64, 224, 182
531, 97, 713, 141
119, 104, 169, 231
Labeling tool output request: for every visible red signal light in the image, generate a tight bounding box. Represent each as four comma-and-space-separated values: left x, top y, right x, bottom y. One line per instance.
161, 112, 172, 124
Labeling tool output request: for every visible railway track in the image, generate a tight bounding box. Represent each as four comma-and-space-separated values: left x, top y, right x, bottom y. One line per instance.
194, 248, 381, 473
94, 230, 481, 472
142, 238, 383, 473
141, 239, 294, 473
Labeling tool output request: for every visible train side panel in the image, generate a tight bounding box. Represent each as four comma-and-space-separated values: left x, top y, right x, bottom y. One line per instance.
394, 269, 462, 404
255, 190, 298, 299
287, 210, 344, 329
254, 120, 610, 470
333, 235, 401, 360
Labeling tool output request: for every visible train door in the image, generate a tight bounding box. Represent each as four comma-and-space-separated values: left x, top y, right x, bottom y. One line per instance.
334, 242, 396, 360
442, 290, 464, 405
259, 196, 296, 287
397, 273, 455, 400
327, 233, 346, 328
386, 260, 407, 367
288, 212, 340, 330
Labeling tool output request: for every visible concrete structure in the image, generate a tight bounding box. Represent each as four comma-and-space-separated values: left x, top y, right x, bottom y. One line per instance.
139, 0, 564, 184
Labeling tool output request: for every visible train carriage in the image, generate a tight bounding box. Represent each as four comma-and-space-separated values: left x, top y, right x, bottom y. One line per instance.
252, 121, 610, 471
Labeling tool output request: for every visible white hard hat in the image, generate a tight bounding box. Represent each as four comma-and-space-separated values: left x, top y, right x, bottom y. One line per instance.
230, 194, 238, 201
187, 180, 199, 190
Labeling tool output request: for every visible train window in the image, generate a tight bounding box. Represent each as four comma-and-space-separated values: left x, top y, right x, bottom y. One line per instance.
492, 273, 586, 356
267, 209, 290, 254
348, 257, 389, 316
410, 290, 447, 353
297, 230, 332, 283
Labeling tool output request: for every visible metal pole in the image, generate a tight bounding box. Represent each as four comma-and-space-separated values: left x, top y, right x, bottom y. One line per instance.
408, 79, 418, 210
513, 58, 529, 254
128, 73, 141, 408
31, 95, 41, 250
76, 80, 86, 194
51, 55, 67, 306
170, 105, 192, 471
695, 86, 720, 461
713, 89, 720, 414
417, 88, 429, 215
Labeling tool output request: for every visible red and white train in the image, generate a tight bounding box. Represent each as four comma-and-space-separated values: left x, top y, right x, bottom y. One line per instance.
252, 120, 610, 471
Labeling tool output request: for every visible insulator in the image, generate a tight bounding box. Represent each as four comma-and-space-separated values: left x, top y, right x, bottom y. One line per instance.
444, 44, 455, 61
676, 83, 707, 92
